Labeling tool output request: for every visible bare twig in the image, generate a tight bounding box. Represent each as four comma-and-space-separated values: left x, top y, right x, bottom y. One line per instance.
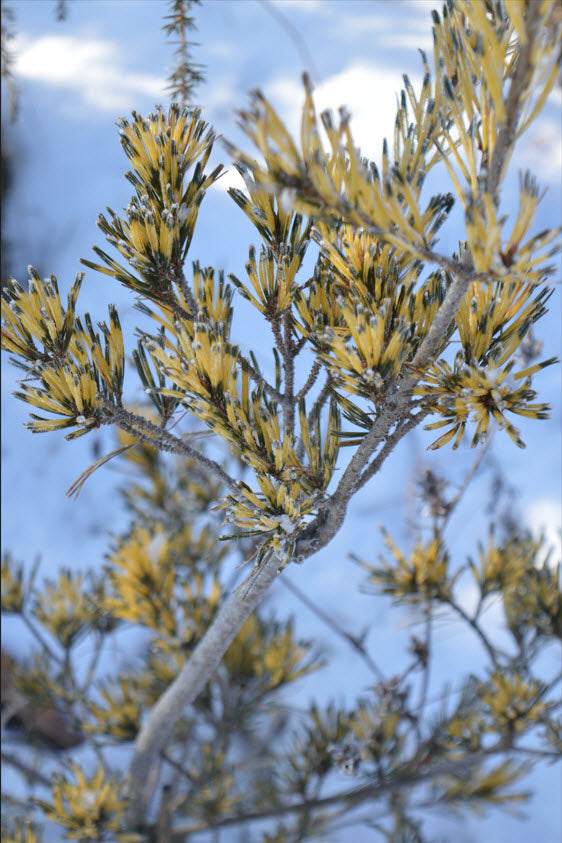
161, 750, 195, 783
99, 399, 239, 493
256, 0, 319, 83
444, 426, 495, 521
442, 597, 500, 668
279, 577, 385, 680
1, 751, 52, 789
20, 612, 62, 666
295, 358, 322, 402
356, 411, 428, 492
156, 784, 173, 843
80, 633, 104, 696
168, 750, 492, 838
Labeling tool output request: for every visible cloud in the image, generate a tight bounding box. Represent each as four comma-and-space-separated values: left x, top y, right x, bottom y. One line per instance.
210, 166, 247, 195
215, 60, 423, 196
14, 35, 166, 113
383, 31, 435, 51
332, 1, 433, 50
525, 497, 562, 566
266, 60, 423, 164
516, 119, 562, 183
271, 0, 326, 12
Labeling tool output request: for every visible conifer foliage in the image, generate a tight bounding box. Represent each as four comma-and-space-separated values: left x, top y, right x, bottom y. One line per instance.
1, 1, 561, 841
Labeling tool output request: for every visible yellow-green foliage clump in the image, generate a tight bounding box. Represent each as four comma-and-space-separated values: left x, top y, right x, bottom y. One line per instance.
359, 530, 456, 602
1, 271, 123, 437
34, 765, 141, 842
82, 105, 223, 303
471, 529, 562, 639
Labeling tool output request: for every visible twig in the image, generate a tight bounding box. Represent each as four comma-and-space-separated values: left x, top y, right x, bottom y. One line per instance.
172, 265, 199, 318
510, 745, 562, 760
161, 750, 195, 783
270, 312, 285, 357
544, 670, 562, 694
295, 358, 322, 402
256, 0, 319, 83
99, 399, 239, 492
442, 597, 500, 668
156, 784, 173, 843
61, 652, 107, 770
279, 577, 385, 680
169, 751, 492, 838
1, 751, 52, 789
20, 612, 62, 666
444, 426, 495, 520
356, 411, 428, 492
283, 311, 296, 434
294, 335, 308, 355
415, 605, 432, 732
486, 4, 544, 202
80, 633, 105, 696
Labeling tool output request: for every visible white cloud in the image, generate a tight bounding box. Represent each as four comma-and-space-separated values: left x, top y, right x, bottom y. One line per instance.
333, 1, 433, 49
207, 41, 240, 60
204, 72, 242, 120
266, 60, 423, 164
271, 0, 326, 12
383, 31, 434, 51
14, 35, 166, 113
210, 166, 247, 195
525, 497, 562, 567
516, 119, 562, 183
211, 60, 423, 194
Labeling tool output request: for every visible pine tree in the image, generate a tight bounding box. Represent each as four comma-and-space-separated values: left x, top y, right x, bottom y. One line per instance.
1, 1, 561, 841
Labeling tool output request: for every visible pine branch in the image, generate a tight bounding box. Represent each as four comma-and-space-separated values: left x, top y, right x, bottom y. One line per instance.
355, 410, 429, 492
98, 398, 239, 492
124, 214, 513, 825
486, 3, 545, 202
2, 6, 549, 833
168, 750, 494, 838
125, 552, 284, 824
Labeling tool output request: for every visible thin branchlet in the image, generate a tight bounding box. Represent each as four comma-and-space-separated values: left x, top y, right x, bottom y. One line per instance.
163, 0, 205, 107
295, 357, 322, 402
241, 355, 284, 403
282, 310, 296, 434
356, 410, 429, 492
99, 398, 239, 492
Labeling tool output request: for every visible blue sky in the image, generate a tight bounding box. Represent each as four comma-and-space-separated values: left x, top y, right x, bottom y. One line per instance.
1, 2, 561, 840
